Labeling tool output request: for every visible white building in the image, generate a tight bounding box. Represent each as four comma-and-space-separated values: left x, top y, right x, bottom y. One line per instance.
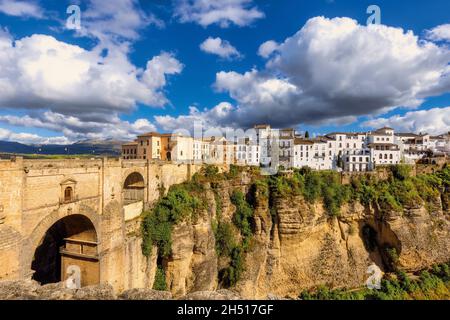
246, 140, 260, 166
170, 134, 194, 162
278, 128, 295, 168
293, 138, 333, 170
123, 124, 448, 172
343, 150, 371, 172
254, 124, 273, 166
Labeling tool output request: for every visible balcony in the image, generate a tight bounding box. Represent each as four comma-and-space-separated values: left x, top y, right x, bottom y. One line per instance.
60, 238, 99, 260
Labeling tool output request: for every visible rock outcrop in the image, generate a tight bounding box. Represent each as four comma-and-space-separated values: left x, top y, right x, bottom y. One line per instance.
160, 173, 450, 299
0, 280, 242, 300
0, 280, 116, 300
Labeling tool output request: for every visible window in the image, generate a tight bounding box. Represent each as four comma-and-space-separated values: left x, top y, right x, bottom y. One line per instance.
64, 187, 73, 202
390, 154, 393, 159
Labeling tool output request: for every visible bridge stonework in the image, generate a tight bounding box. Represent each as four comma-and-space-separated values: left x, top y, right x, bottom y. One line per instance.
0, 157, 203, 292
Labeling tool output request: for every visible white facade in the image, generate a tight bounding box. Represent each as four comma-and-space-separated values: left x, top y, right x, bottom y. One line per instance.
255, 125, 273, 166
370, 144, 401, 166
171, 134, 194, 162
344, 150, 371, 172
246, 144, 260, 166
293, 139, 333, 170
123, 125, 448, 171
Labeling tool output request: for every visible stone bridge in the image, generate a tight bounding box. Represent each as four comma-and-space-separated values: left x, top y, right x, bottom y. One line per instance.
0, 157, 204, 292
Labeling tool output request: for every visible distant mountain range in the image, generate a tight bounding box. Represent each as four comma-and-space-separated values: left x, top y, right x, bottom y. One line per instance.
0, 139, 124, 156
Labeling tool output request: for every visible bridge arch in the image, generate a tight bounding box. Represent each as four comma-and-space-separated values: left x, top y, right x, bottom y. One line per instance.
22, 206, 101, 287
123, 171, 146, 204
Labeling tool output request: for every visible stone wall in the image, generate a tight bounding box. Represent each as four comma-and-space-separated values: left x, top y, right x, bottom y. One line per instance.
0, 157, 200, 292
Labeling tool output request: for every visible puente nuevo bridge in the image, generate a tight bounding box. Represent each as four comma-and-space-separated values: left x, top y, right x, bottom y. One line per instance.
0, 157, 205, 292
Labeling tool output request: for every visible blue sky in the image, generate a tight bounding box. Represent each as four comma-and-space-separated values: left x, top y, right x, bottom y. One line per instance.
0, 0, 449, 144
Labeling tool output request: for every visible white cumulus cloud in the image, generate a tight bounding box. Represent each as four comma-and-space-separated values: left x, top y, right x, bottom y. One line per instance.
426, 24, 450, 42
0, 30, 181, 142
257, 40, 279, 58
363, 107, 450, 135
202, 17, 450, 128
75, 0, 163, 48
0, 0, 43, 18
200, 37, 241, 59
174, 0, 264, 28
0, 32, 182, 120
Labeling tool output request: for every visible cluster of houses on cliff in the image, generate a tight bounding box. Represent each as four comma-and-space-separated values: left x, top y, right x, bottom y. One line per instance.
121, 125, 450, 172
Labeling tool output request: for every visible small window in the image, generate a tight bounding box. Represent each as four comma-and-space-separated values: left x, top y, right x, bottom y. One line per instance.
64, 187, 73, 202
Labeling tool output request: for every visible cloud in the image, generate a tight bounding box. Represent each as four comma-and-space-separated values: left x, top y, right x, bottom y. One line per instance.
0, 1, 182, 143
154, 102, 235, 132
76, 0, 163, 48
201, 17, 450, 128
0, 32, 182, 119
200, 37, 241, 59
257, 40, 279, 58
0, 0, 43, 18
174, 0, 264, 28
426, 24, 450, 42
362, 107, 450, 135
0, 30, 181, 142
0, 111, 157, 143
0, 128, 70, 145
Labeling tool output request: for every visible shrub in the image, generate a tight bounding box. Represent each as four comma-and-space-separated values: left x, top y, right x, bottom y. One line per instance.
230, 190, 254, 250
390, 164, 412, 181
226, 165, 241, 179
220, 246, 244, 287
153, 266, 167, 291
142, 183, 205, 258
299, 261, 450, 300
214, 222, 235, 257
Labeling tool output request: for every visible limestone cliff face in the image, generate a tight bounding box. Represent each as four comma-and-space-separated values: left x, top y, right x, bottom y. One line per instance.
160, 180, 450, 299
164, 186, 218, 297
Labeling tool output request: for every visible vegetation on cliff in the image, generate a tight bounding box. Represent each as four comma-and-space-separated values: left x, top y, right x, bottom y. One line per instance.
300, 262, 450, 300
141, 175, 208, 290
141, 182, 206, 258
267, 164, 449, 216
141, 163, 449, 291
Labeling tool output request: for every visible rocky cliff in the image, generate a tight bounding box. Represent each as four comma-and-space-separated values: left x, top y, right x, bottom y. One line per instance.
148, 165, 450, 299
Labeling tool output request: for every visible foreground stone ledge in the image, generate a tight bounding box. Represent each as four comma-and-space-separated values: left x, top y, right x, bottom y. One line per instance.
0, 280, 247, 300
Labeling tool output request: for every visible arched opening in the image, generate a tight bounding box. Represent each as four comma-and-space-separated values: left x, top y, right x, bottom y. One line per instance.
31, 214, 99, 287
166, 151, 171, 161
360, 222, 402, 272
64, 187, 73, 202
123, 172, 145, 204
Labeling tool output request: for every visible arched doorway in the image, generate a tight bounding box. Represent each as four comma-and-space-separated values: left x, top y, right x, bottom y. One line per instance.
31, 214, 99, 287
123, 172, 145, 204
